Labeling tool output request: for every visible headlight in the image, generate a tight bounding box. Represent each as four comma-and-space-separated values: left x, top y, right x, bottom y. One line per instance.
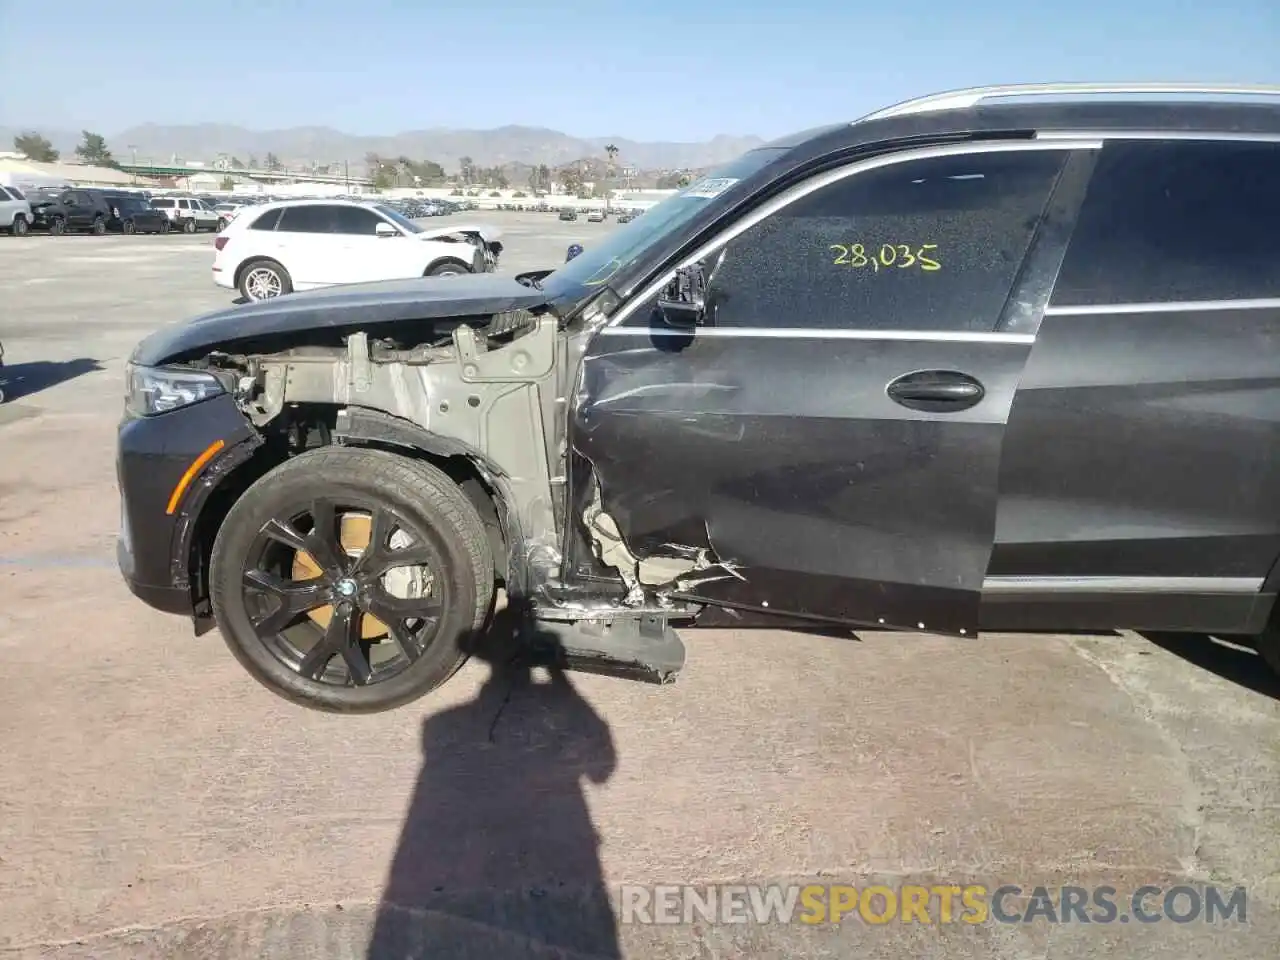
126, 363, 225, 416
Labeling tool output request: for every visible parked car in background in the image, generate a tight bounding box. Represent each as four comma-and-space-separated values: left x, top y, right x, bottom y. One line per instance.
103, 193, 171, 235
211, 198, 504, 301
150, 196, 221, 233
559, 207, 578, 221
0, 185, 32, 236
213, 203, 248, 230
587, 209, 605, 222
28, 188, 115, 235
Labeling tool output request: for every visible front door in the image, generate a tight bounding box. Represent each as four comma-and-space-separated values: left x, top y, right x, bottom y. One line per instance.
329, 205, 411, 283
572, 144, 1079, 635
61, 191, 92, 229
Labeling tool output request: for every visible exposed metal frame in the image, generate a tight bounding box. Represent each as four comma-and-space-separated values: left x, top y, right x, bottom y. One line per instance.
858, 82, 1280, 123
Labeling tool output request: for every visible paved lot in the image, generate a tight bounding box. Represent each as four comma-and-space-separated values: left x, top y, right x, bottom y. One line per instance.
1, 213, 1279, 959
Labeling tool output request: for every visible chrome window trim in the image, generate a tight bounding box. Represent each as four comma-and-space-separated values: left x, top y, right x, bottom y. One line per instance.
982, 575, 1262, 594
1046, 298, 1280, 316
596, 327, 1034, 343
605, 138, 1103, 331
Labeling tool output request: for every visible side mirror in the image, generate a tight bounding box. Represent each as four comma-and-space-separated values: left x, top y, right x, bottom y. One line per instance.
375, 221, 398, 237
656, 263, 708, 328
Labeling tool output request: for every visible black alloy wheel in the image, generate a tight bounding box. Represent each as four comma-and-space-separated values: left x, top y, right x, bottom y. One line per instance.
243, 498, 447, 687
209, 448, 494, 712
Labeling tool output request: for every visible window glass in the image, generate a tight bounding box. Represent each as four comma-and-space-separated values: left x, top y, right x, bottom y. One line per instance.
276, 205, 337, 233
8, 186, 25, 200
1053, 140, 1280, 305
0, 187, 13, 200
695, 150, 1065, 332
151, 198, 175, 208
249, 208, 282, 231
331, 205, 383, 235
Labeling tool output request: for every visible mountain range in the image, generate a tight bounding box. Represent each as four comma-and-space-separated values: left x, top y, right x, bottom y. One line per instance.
1, 123, 766, 172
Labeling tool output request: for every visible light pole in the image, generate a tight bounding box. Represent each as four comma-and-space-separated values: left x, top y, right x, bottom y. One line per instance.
128, 144, 137, 184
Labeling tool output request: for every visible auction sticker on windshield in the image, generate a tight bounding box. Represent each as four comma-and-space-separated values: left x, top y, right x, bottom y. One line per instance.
681, 177, 740, 199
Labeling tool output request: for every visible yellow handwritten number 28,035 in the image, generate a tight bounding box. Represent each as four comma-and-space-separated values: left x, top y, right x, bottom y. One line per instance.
830, 243, 940, 272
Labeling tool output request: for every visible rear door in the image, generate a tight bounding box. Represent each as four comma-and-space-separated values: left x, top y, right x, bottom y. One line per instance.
990, 138, 1280, 619
573, 142, 1087, 635
273, 205, 350, 286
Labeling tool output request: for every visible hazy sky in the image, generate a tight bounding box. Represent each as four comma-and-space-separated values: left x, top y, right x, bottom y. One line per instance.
1, 0, 1277, 140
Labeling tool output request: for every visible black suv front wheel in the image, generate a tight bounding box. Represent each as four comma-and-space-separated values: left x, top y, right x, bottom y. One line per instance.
209, 448, 495, 713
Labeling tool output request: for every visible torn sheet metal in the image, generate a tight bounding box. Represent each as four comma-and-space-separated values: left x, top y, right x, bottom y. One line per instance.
580, 476, 747, 606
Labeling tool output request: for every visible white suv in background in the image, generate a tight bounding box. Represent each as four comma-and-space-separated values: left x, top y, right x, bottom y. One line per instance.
211, 198, 504, 301
150, 196, 221, 233
0, 185, 33, 236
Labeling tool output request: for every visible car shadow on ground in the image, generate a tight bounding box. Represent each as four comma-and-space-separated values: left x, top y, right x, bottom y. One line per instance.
1139, 631, 1280, 700
366, 605, 622, 959
0, 358, 103, 402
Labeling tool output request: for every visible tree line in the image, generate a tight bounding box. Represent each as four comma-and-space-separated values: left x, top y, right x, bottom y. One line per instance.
12, 130, 651, 195
13, 129, 118, 168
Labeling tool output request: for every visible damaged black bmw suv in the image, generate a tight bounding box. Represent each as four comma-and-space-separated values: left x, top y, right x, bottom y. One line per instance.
118, 83, 1280, 712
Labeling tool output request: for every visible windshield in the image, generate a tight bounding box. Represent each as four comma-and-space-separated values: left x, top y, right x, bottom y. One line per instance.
374, 203, 423, 234
543, 147, 786, 299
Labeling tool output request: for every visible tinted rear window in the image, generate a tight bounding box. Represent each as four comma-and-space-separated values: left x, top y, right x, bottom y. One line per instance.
151, 198, 175, 208
276, 205, 339, 233
1054, 140, 1280, 305
249, 208, 282, 231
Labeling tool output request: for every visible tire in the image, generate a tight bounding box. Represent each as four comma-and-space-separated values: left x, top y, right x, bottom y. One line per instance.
160, 219, 171, 235
238, 258, 293, 301
183, 217, 196, 234
49, 217, 66, 236
91, 216, 106, 235
216, 218, 227, 232
10, 216, 28, 237
425, 260, 469, 277
123, 220, 137, 235
209, 448, 495, 713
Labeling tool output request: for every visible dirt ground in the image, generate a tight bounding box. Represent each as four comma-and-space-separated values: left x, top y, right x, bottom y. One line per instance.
1, 215, 1278, 959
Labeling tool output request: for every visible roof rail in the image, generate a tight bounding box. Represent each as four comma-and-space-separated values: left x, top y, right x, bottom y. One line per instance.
857, 82, 1280, 123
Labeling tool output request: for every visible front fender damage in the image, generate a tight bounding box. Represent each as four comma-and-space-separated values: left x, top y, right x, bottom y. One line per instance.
220, 311, 564, 600
196, 307, 700, 683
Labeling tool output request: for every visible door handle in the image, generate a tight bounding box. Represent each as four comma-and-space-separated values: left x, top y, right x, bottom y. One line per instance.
886, 370, 985, 412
